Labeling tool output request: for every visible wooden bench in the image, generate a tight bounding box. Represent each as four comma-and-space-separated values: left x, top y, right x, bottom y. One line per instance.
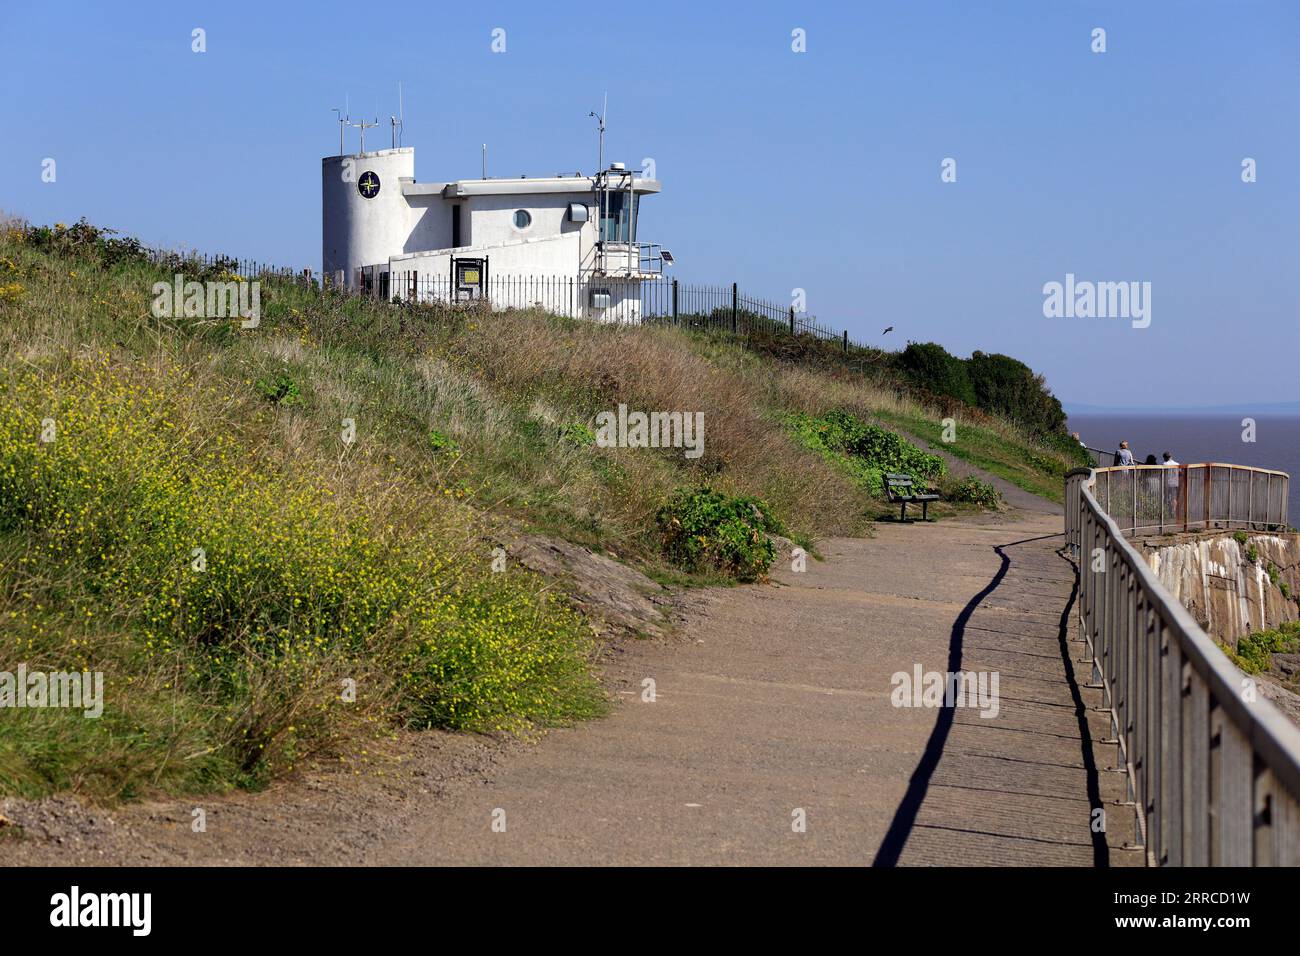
885, 472, 940, 522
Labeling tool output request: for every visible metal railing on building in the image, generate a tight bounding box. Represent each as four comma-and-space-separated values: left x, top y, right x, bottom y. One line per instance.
376, 271, 863, 349
141, 245, 878, 354
1065, 466, 1300, 866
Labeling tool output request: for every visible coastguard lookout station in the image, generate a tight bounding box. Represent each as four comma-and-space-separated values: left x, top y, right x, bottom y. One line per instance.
322, 113, 668, 322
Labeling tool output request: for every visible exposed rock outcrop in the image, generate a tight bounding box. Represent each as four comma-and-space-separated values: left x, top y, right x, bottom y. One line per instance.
1137, 531, 1300, 726
1138, 532, 1299, 643
505, 534, 676, 640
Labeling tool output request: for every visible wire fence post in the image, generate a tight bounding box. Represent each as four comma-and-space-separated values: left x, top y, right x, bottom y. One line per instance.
672, 278, 678, 325
731, 282, 738, 334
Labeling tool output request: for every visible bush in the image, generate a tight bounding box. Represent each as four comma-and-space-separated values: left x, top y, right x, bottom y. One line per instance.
946, 474, 1002, 509
967, 350, 1068, 438
897, 342, 975, 406
427, 429, 457, 452
1228, 622, 1300, 674
656, 488, 780, 581
788, 410, 945, 496
18, 218, 147, 269
254, 372, 302, 407
560, 422, 596, 446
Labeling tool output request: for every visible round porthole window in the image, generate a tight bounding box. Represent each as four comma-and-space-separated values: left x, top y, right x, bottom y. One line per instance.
513, 209, 532, 230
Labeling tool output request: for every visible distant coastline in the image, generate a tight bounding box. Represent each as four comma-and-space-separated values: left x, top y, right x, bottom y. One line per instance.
1064, 401, 1300, 418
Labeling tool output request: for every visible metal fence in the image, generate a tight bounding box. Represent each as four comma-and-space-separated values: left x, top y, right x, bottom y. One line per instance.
141, 240, 876, 352
640, 281, 853, 347
1065, 467, 1300, 865
1090, 464, 1290, 537
145, 248, 311, 283
379, 273, 858, 345
1082, 444, 1118, 468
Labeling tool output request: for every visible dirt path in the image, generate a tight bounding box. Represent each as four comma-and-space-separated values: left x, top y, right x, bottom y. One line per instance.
364, 508, 1136, 865
2, 502, 1139, 866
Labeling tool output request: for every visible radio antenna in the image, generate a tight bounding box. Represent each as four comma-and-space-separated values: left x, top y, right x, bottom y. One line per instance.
348, 116, 379, 155
588, 92, 607, 173
389, 81, 405, 149
331, 107, 347, 156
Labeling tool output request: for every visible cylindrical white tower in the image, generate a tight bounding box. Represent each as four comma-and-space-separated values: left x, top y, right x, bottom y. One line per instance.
322, 147, 415, 277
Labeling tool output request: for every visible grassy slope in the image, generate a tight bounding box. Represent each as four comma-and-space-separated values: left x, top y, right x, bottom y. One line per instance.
874, 409, 1070, 503
0, 224, 1075, 801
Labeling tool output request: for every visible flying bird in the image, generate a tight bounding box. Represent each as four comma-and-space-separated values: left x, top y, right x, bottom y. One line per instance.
882, 326, 894, 335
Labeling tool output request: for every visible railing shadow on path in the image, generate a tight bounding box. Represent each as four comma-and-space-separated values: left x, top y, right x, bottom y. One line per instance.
872, 531, 1109, 866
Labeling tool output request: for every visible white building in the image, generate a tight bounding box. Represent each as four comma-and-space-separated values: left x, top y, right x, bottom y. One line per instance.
321, 147, 668, 321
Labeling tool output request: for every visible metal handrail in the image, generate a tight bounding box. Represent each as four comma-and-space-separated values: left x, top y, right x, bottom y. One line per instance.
1089, 462, 1290, 537
1066, 467, 1300, 865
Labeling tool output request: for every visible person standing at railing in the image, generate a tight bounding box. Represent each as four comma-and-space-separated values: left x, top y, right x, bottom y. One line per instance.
1116, 441, 1135, 466
1162, 452, 1181, 519
1140, 454, 1163, 514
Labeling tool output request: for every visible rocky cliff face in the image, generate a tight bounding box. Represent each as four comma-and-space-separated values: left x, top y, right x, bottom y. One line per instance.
1137, 532, 1299, 643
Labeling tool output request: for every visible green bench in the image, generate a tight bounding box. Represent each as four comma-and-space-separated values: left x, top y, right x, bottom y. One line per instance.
885, 472, 940, 522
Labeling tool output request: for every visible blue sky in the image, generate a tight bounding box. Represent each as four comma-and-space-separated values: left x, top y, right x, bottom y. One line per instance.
2, 1, 1296, 408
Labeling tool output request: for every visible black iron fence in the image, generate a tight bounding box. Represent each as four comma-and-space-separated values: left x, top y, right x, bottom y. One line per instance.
640, 281, 853, 348
144, 248, 312, 283
141, 246, 872, 353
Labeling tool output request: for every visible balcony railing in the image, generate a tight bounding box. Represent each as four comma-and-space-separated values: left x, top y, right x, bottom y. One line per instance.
595, 241, 665, 277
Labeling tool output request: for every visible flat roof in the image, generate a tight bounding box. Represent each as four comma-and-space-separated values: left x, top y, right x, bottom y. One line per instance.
426, 176, 661, 199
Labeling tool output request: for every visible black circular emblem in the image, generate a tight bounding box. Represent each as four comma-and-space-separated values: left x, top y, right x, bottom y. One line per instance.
358, 171, 381, 199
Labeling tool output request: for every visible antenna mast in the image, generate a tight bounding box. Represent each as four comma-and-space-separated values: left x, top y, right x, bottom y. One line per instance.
390, 81, 405, 149
347, 116, 379, 155
588, 92, 607, 174
331, 107, 347, 156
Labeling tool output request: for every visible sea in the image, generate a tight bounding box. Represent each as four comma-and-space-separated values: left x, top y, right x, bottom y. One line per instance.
1066, 414, 1300, 527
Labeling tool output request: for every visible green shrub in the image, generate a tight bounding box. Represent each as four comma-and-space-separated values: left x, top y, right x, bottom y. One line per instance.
896, 341, 975, 405
427, 429, 457, 452
1228, 622, 1300, 674
254, 372, 302, 407
1233, 530, 1249, 547
966, 350, 1068, 438
1245, 545, 1259, 565
560, 422, 596, 446
947, 474, 1002, 509
656, 488, 780, 581
788, 410, 945, 496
